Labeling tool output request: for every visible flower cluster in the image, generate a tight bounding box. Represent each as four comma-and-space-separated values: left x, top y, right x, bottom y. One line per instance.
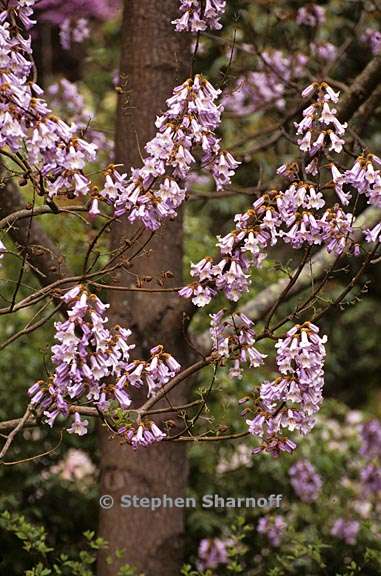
289, 459, 322, 502
296, 4, 326, 27
359, 419, 381, 495
118, 421, 167, 449
101, 75, 239, 230
360, 419, 381, 459
59, 17, 90, 50
257, 515, 286, 547
181, 173, 359, 309
223, 51, 308, 116
180, 195, 279, 306
28, 286, 180, 442
360, 464, 381, 495
277, 181, 355, 255
197, 538, 229, 570
296, 82, 347, 158
209, 310, 267, 379
246, 322, 327, 456
361, 28, 381, 55
0, 2, 97, 198
337, 153, 381, 209
331, 518, 360, 545
48, 78, 113, 154
173, 0, 226, 32
36, 0, 119, 24
45, 448, 96, 483
311, 41, 337, 62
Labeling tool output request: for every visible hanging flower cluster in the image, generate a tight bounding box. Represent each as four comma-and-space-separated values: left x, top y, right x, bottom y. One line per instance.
245, 322, 327, 456
360, 419, 381, 459
289, 459, 322, 502
296, 82, 347, 158
28, 286, 180, 442
209, 310, 267, 379
117, 421, 167, 449
181, 80, 372, 312
173, 0, 226, 32
101, 75, 239, 230
59, 17, 90, 50
0, 2, 97, 199
180, 187, 359, 310
179, 195, 279, 306
335, 153, 381, 209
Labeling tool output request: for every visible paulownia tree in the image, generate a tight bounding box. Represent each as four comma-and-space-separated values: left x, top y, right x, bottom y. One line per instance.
0, 1, 380, 575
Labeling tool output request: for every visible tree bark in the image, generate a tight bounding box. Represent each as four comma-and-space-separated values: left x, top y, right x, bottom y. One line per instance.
97, 2, 190, 575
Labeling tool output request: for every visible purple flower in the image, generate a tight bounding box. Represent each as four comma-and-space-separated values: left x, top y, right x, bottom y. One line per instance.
173, 0, 226, 32
360, 419, 381, 459
28, 285, 182, 442
257, 515, 287, 547
246, 322, 327, 456
361, 28, 381, 55
36, 0, 119, 25
360, 464, 381, 495
296, 4, 326, 27
295, 82, 347, 157
67, 412, 89, 436
331, 518, 360, 545
120, 422, 167, 449
197, 538, 229, 570
101, 75, 239, 230
289, 459, 322, 502
209, 310, 266, 377
0, 3, 97, 201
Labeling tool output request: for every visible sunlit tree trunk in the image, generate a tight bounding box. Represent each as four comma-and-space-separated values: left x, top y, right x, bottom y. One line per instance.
97, 2, 191, 575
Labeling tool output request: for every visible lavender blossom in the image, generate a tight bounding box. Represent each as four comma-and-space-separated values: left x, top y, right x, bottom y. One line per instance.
209, 310, 267, 379
360, 464, 381, 495
223, 51, 307, 116
296, 4, 326, 27
295, 82, 347, 158
28, 286, 180, 442
101, 75, 239, 230
360, 419, 381, 459
197, 538, 229, 570
289, 459, 322, 502
331, 518, 360, 545
180, 194, 281, 306
246, 322, 327, 456
0, 3, 97, 199
361, 28, 381, 55
59, 17, 90, 50
257, 515, 287, 547
173, 0, 226, 32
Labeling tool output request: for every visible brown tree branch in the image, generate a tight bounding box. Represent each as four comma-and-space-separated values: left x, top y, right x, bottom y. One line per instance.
0, 178, 71, 287
336, 54, 381, 122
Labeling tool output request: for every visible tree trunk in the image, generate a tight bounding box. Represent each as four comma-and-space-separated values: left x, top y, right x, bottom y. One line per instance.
97, 2, 190, 575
